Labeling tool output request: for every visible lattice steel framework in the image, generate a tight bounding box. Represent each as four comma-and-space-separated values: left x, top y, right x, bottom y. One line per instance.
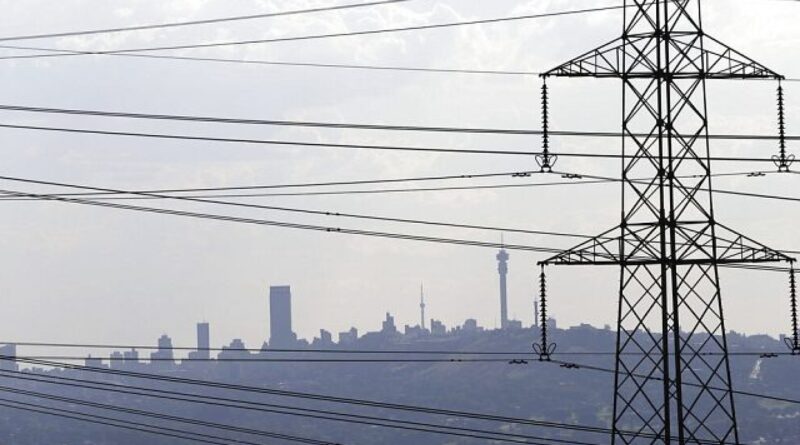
539, 1, 793, 444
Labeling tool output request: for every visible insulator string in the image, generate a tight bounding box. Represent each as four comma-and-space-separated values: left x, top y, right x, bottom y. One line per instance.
774, 80, 794, 172
536, 78, 557, 172
534, 264, 555, 360
788, 265, 800, 354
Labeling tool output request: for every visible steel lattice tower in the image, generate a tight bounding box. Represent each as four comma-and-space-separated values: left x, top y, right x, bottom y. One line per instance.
538, 1, 794, 444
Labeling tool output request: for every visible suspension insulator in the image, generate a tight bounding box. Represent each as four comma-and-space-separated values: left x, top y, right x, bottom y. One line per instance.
533, 264, 556, 361
787, 265, 800, 354
536, 79, 557, 173
773, 81, 795, 173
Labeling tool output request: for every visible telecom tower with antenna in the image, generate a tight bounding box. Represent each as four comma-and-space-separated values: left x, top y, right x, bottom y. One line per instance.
536, 1, 795, 444
497, 235, 510, 329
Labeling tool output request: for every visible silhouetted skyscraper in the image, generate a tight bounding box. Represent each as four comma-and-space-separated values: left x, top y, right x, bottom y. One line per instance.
497, 245, 510, 329
534, 299, 540, 328
197, 322, 210, 359
269, 285, 296, 348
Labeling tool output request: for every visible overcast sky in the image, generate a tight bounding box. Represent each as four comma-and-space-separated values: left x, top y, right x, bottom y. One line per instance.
0, 0, 797, 354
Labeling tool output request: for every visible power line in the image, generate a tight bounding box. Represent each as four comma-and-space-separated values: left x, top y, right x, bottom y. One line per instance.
0, 356, 642, 438
5, 172, 799, 259
0, 399, 241, 445
3, 43, 798, 80
0, 0, 410, 42
0, 103, 797, 141
0, 390, 336, 445
0, 168, 530, 193
0, 370, 597, 445
0, 385, 344, 445
0, 341, 787, 358
550, 351, 792, 357
546, 359, 800, 406
0, 173, 604, 241
565, 170, 800, 212
0, 42, 540, 74
11, 355, 519, 363
0, 169, 765, 200
0, 187, 568, 254
4, 352, 790, 362
722, 263, 796, 272
1, 174, 797, 261
105, 53, 544, 75
0, 121, 537, 156
0, 121, 791, 162
0, 178, 615, 199
0, 3, 635, 61
0, 340, 533, 355
0, 356, 744, 445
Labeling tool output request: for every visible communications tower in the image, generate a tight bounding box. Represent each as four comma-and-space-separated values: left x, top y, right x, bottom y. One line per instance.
497, 244, 510, 329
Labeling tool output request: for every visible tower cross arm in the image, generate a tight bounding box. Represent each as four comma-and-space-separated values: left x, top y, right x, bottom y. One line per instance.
542, 34, 783, 80
538, 222, 794, 267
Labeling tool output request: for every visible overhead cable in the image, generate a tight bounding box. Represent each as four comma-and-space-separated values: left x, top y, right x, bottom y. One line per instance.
0, 3, 635, 61
0, 121, 791, 162
0, 372, 598, 445
0, 104, 798, 141
0, 187, 568, 254
0, 355, 653, 439
0, 0, 410, 43
0, 384, 358, 444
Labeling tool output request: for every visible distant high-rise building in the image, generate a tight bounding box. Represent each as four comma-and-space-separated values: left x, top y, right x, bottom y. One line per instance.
430, 319, 446, 336
123, 348, 139, 364
382, 312, 397, 334
84, 355, 105, 368
0, 344, 17, 372
188, 322, 211, 360
533, 299, 540, 328
110, 351, 124, 369
150, 334, 175, 366
496, 244, 510, 329
507, 320, 523, 330
218, 339, 249, 360
419, 284, 426, 330
338, 327, 358, 344
317, 329, 333, 346
463, 318, 480, 332
196, 322, 210, 359
269, 285, 297, 348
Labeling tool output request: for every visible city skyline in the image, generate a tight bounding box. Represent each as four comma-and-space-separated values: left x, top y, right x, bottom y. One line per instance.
0, 1, 797, 443
0, 2, 795, 353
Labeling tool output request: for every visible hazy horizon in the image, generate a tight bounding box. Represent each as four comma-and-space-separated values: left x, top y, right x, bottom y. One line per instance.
0, 0, 797, 354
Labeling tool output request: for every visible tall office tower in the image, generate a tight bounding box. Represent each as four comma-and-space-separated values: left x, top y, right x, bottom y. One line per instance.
533, 299, 539, 328
196, 322, 210, 360
269, 285, 296, 348
419, 284, 426, 330
496, 246, 510, 329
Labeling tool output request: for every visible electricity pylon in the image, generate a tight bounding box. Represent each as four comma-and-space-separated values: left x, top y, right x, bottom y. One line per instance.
538, 1, 794, 444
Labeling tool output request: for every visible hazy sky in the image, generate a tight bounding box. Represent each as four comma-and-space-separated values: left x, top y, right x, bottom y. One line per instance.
0, 0, 797, 353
